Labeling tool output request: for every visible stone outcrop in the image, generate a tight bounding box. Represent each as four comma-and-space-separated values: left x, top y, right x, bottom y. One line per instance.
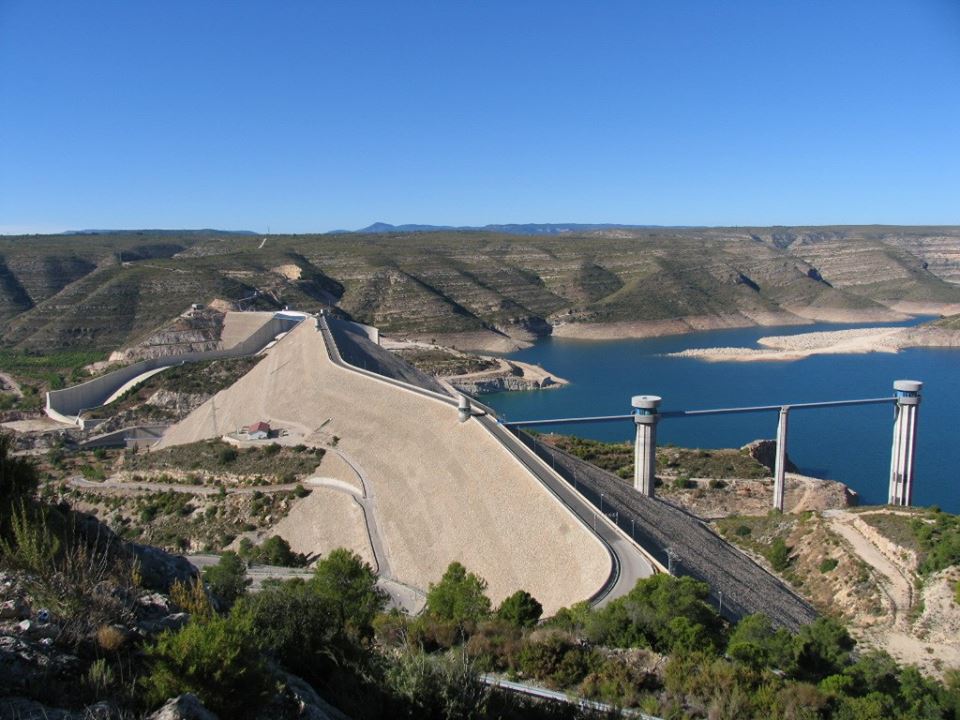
741, 439, 798, 474
147, 695, 217, 720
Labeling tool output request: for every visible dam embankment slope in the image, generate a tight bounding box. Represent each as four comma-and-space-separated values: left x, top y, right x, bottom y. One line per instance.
158, 318, 611, 613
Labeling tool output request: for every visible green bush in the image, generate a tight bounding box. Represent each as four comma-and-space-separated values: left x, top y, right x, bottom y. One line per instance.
726, 613, 794, 671
496, 590, 543, 628
384, 649, 489, 720
735, 524, 752, 537
237, 536, 308, 567
768, 537, 791, 572
586, 574, 724, 653
203, 551, 250, 608
793, 617, 855, 682
142, 611, 270, 718
218, 446, 238, 464
426, 562, 491, 627
819, 557, 839, 573
0, 434, 39, 536
237, 578, 339, 679
913, 511, 960, 574
463, 619, 523, 672
517, 631, 599, 688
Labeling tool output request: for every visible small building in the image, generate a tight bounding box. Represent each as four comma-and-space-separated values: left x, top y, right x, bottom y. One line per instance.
242, 421, 271, 440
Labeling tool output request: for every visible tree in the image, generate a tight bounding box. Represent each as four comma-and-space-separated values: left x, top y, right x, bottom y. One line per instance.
496, 590, 543, 628
793, 617, 855, 681
256, 535, 302, 566
203, 551, 250, 608
426, 562, 491, 626
726, 613, 794, 670
311, 548, 387, 639
237, 578, 339, 679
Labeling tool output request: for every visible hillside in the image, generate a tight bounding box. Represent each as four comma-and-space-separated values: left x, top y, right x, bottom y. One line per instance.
0, 226, 958, 352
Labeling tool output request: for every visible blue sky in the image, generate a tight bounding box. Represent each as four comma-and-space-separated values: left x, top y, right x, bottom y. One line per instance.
1, 1, 959, 233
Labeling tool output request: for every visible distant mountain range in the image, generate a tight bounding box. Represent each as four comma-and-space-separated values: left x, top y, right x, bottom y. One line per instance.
349, 222, 681, 235
1, 226, 959, 353
57, 229, 258, 236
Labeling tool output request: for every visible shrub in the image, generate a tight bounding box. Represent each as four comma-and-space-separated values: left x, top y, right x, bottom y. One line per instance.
0, 434, 39, 536
426, 561, 491, 627
385, 649, 489, 720
170, 577, 213, 619
85, 657, 116, 697
517, 631, 599, 688
735, 524, 752, 537
581, 656, 654, 706
793, 617, 855, 682
464, 619, 523, 671
218, 446, 237, 464
96, 624, 127, 653
496, 589, 543, 628
203, 551, 250, 608
0, 502, 60, 572
141, 611, 270, 718
238, 535, 308, 568
293, 483, 310, 498
587, 574, 724, 653
819, 557, 839, 573
263, 442, 281, 456
727, 613, 794, 671
768, 537, 791, 572
237, 578, 339, 678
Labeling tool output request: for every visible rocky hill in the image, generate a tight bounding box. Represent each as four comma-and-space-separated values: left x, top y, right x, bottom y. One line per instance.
0, 226, 958, 352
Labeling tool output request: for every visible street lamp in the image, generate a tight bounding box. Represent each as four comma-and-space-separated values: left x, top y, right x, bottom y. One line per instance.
600, 492, 605, 514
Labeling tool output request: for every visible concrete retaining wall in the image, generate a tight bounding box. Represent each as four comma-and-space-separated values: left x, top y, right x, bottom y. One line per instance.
47, 314, 302, 421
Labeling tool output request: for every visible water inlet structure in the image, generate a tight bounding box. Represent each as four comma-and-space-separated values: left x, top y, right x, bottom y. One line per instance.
502, 380, 923, 510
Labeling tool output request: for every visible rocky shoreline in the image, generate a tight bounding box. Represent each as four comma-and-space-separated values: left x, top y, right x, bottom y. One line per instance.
667, 320, 960, 363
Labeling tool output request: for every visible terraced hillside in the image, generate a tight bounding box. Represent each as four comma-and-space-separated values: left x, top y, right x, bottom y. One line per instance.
1, 226, 958, 352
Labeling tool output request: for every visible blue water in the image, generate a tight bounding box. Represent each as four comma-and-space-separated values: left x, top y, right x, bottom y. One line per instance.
485, 320, 960, 512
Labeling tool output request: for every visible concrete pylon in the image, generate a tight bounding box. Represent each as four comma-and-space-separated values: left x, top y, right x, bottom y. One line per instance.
632, 395, 661, 496
888, 380, 922, 506
773, 406, 789, 512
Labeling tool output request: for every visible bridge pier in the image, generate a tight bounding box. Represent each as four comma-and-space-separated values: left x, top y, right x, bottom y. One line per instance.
632, 395, 661, 496
889, 380, 922, 506
773, 406, 789, 512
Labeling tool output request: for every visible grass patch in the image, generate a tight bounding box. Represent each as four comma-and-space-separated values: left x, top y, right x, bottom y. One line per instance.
540, 433, 770, 481
124, 439, 323, 482
393, 348, 497, 376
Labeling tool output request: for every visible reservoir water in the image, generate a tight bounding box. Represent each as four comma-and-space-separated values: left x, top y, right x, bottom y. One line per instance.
485, 320, 960, 512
